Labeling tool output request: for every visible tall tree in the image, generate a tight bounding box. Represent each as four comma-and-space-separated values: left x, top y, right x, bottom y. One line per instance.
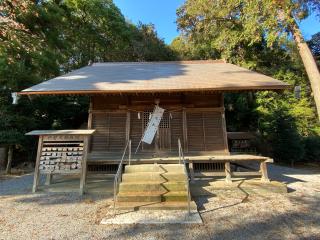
177, 0, 320, 120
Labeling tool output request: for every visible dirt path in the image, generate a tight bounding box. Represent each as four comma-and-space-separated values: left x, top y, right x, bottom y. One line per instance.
0, 165, 320, 240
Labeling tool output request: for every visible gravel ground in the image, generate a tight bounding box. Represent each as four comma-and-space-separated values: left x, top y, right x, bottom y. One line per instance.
1, 164, 320, 240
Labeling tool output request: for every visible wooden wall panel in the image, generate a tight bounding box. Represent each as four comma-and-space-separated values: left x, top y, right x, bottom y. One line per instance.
186, 111, 226, 153
187, 112, 205, 151
91, 112, 126, 152
91, 113, 108, 152
108, 113, 127, 151
203, 112, 225, 152
90, 93, 226, 154
171, 111, 184, 152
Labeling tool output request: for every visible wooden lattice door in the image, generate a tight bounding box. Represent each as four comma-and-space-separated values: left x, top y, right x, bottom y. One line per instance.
141, 110, 171, 152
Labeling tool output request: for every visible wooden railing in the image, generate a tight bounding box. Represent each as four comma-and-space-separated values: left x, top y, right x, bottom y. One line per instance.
178, 138, 191, 216
113, 139, 131, 215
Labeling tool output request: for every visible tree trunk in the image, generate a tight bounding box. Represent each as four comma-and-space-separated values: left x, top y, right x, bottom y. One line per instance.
291, 21, 320, 121
5, 146, 13, 174
0, 146, 8, 170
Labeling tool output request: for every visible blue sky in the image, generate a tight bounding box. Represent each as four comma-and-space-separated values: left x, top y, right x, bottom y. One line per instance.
114, 0, 320, 44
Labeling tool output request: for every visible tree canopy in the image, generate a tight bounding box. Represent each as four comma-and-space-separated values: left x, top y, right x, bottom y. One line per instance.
0, 0, 175, 166
0, 0, 320, 167
175, 0, 320, 164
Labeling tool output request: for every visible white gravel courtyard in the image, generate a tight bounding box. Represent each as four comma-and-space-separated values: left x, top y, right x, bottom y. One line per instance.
1, 164, 320, 240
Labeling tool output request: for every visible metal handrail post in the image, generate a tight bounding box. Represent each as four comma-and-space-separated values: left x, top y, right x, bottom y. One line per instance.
113, 140, 130, 216
178, 139, 191, 216
129, 140, 132, 165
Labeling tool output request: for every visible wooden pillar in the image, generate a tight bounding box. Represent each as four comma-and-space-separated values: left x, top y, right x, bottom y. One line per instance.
260, 161, 270, 182
189, 161, 195, 182
32, 136, 43, 193
125, 111, 131, 142
45, 174, 52, 186
80, 136, 89, 195
182, 108, 188, 152
225, 161, 232, 183
87, 99, 93, 151
221, 94, 229, 155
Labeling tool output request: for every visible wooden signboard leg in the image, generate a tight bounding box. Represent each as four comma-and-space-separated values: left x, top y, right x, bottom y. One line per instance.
45, 174, 52, 186
80, 136, 89, 195
189, 162, 195, 182
260, 161, 270, 182
225, 161, 232, 183
33, 136, 43, 193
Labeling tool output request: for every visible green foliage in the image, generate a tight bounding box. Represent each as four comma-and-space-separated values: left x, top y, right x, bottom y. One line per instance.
175, 0, 320, 164
170, 36, 220, 60
176, 0, 320, 60
0, 0, 176, 164
303, 136, 320, 162
308, 32, 320, 65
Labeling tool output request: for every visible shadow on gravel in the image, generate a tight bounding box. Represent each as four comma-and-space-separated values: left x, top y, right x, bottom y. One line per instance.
14, 192, 107, 205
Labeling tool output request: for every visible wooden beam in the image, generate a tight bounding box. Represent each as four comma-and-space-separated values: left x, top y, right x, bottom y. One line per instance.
225, 162, 232, 183
232, 171, 262, 176
221, 94, 230, 155
32, 136, 43, 193
194, 172, 226, 177
80, 136, 89, 195
185, 107, 224, 112
87, 99, 93, 152
125, 111, 131, 142
260, 161, 270, 182
189, 162, 195, 181
182, 108, 188, 152
45, 174, 52, 186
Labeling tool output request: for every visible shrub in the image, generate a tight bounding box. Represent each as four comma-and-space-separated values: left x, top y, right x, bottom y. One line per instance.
303, 136, 320, 162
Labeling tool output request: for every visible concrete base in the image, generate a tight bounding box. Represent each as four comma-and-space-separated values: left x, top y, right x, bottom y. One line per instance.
101, 210, 202, 224
115, 200, 198, 211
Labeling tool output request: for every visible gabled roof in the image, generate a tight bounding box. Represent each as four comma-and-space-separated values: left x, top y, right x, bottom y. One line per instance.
20, 60, 291, 95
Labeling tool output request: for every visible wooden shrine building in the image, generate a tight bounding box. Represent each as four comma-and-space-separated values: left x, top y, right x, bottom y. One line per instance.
20, 60, 290, 195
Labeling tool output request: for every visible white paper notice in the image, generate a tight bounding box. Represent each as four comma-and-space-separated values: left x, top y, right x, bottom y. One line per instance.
142, 106, 165, 144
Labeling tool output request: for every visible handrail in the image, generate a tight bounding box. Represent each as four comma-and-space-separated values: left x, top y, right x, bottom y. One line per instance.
178, 138, 191, 216
113, 139, 131, 215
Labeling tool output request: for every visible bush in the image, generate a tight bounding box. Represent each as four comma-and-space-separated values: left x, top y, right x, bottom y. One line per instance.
303, 136, 320, 162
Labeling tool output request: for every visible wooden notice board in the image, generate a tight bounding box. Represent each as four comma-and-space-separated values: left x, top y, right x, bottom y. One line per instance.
26, 130, 96, 195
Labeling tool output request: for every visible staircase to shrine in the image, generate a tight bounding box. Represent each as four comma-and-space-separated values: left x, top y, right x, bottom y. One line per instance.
114, 163, 196, 210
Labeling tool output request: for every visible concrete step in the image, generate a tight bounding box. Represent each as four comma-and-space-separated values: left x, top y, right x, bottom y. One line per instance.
162, 181, 187, 191
119, 181, 187, 192
119, 181, 163, 192
125, 164, 162, 173
122, 172, 186, 182
115, 201, 197, 211
162, 191, 188, 202
124, 164, 184, 173
117, 191, 163, 202
160, 164, 184, 172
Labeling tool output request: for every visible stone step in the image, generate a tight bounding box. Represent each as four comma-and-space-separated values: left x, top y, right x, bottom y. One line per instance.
117, 191, 188, 203
159, 164, 184, 172
115, 201, 198, 211
122, 172, 187, 182
119, 181, 187, 192
119, 181, 163, 192
124, 164, 162, 173
162, 191, 189, 202
163, 181, 187, 191
117, 191, 163, 202
124, 164, 184, 173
